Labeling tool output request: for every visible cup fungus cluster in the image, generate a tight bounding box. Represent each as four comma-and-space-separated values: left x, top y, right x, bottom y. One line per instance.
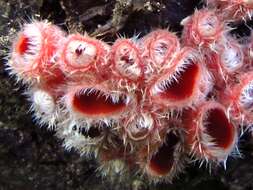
6, 1, 253, 183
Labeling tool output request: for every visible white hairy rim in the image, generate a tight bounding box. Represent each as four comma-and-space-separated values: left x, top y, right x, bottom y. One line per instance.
239, 80, 253, 109
220, 42, 243, 72
197, 13, 220, 37
32, 89, 56, 116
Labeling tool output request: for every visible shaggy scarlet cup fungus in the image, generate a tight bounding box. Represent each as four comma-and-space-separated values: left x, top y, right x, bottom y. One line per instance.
143, 128, 185, 182
9, 21, 65, 85
181, 9, 225, 48
27, 88, 63, 128
222, 72, 253, 126
72, 89, 127, 116
122, 112, 158, 142
59, 34, 110, 81
149, 47, 212, 109
183, 101, 237, 163
140, 29, 180, 75
56, 119, 110, 157
63, 82, 135, 123
206, 0, 253, 21
110, 38, 144, 83
219, 37, 244, 74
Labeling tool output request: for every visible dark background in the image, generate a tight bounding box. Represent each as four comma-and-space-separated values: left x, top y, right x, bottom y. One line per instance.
1, 0, 253, 189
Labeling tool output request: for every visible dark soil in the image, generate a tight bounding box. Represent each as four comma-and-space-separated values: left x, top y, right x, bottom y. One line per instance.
1, 0, 253, 190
